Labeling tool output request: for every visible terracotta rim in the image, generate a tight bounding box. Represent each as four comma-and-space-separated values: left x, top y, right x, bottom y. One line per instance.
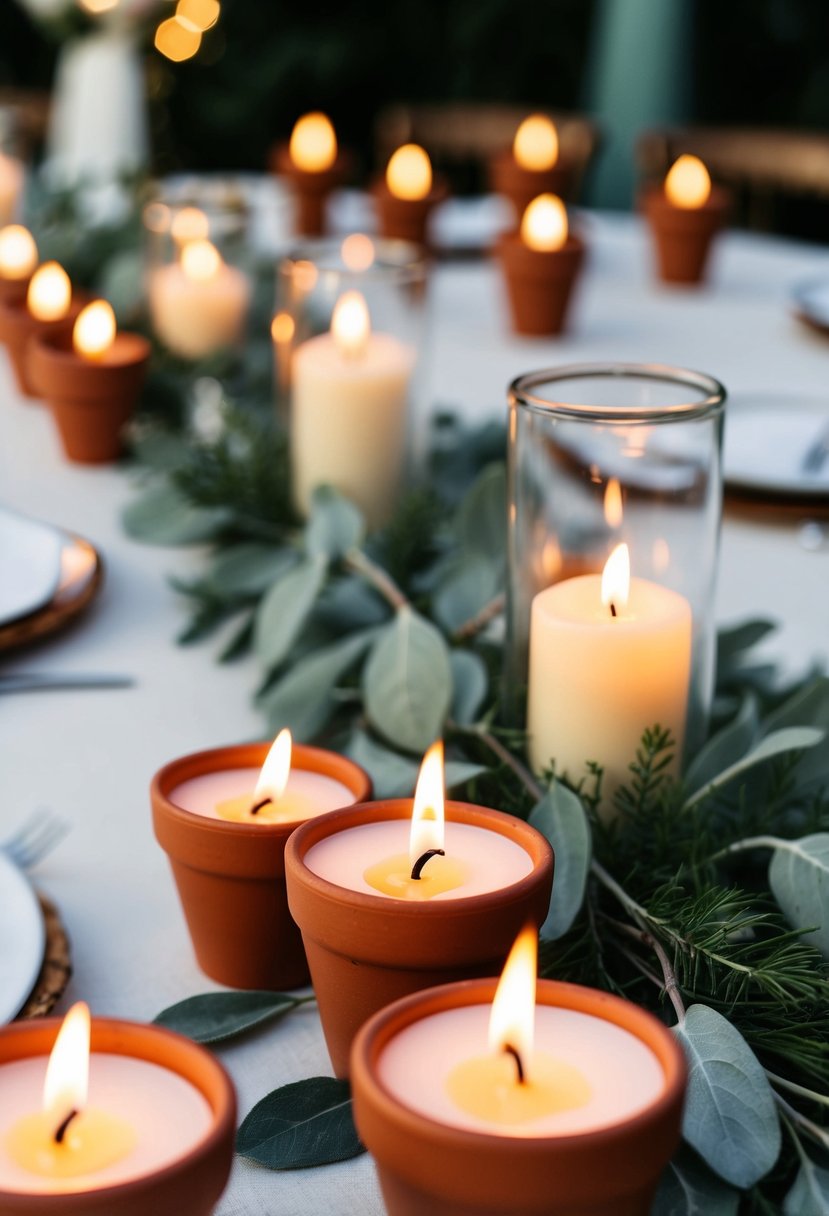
271, 143, 352, 190
372, 176, 451, 210
640, 182, 731, 219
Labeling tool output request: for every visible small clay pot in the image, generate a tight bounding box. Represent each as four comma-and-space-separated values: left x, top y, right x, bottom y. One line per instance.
151, 742, 372, 991
351, 978, 687, 1216
489, 151, 574, 227
271, 144, 352, 236
372, 177, 450, 247
285, 800, 554, 1078
29, 330, 151, 464
0, 274, 31, 307
498, 232, 585, 336
0, 294, 87, 399
0, 1016, 236, 1216
641, 184, 731, 285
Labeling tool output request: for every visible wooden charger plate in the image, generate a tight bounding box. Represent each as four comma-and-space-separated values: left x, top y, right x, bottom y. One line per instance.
0, 535, 103, 653
18, 894, 72, 1019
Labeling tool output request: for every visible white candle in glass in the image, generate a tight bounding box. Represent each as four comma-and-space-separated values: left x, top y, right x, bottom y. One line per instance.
148, 238, 250, 360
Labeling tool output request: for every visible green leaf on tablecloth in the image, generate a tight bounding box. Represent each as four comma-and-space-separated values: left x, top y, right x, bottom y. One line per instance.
208, 544, 297, 599
363, 607, 452, 753
254, 556, 328, 671
684, 694, 759, 796
455, 463, 507, 566
345, 730, 486, 799
682, 728, 825, 810
433, 553, 500, 633
783, 1150, 829, 1215
716, 619, 777, 674
236, 1077, 365, 1169
257, 630, 378, 741
153, 991, 310, 1044
652, 1145, 741, 1216
769, 834, 829, 957
306, 487, 365, 560
122, 482, 232, 545
449, 650, 489, 726
529, 782, 591, 941
674, 1004, 780, 1187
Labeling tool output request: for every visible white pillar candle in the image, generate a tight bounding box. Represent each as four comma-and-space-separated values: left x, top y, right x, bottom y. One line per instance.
291, 289, 415, 528
0, 154, 24, 226
172, 765, 356, 824
148, 239, 250, 360
527, 543, 692, 811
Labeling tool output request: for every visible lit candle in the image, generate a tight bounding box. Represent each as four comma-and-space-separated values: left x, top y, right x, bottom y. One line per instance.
498, 193, 585, 335
386, 144, 432, 201
0, 260, 82, 400
520, 193, 568, 251
513, 114, 559, 173
27, 263, 71, 324
148, 238, 250, 360
289, 112, 337, 174
642, 154, 730, 284
526, 542, 692, 813
490, 113, 570, 225
271, 308, 296, 399
374, 143, 447, 245
273, 112, 348, 236
0, 152, 24, 226
290, 288, 415, 527
0, 226, 37, 303
664, 154, 711, 209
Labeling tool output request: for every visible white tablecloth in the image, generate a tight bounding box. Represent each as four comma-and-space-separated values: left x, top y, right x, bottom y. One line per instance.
1, 210, 828, 1216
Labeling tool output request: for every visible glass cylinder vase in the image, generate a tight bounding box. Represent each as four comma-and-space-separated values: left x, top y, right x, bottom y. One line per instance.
506, 362, 725, 811
0, 106, 26, 226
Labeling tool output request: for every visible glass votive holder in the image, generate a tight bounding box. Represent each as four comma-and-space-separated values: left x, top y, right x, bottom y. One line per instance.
275, 235, 429, 529
143, 182, 253, 362
0, 106, 26, 226
506, 362, 725, 811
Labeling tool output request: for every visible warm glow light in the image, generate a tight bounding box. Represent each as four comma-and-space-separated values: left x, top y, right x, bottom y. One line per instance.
180, 238, 221, 283
254, 728, 292, 803
171, 206, 209, 244
73, 300, 116, 360
664, 155, 711, 209
0, 225, 37, 280
386, 144, 432, 201
289, 113, 337, 173
601, 542, 630, 613
79, 0, 118, 11
341, 233, 375, 272
520, 194, 568, 252
271, 311, 295, 343
155, 16, 202, 63
43, 1002, 90, 1125
331, 289, 370, 358
293, 259, 318, 293
409, 741, 445, 869
27, 262, 71, 322
603, 477, 623, 528
176, 0, 220, 32
513, 115, 559, 172
488, 925, 537, 1076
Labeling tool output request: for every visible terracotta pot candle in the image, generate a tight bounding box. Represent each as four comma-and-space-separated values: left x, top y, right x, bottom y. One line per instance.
373, 144, 449, 247
29, 301, 151, 464
490, 115, 573, 226
272, 112, 351, 237
0, 1003, 236, 1216
352, 928, 686, 1216
285, 743, 554, 1078
642, 155, 730, 285
0, 262, 85, 399
151, 731, 372, 991
498, 194, 585, 336
0, 225, 38, 305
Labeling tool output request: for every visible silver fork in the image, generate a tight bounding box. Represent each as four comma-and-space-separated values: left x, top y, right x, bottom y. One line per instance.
1, 809, 70, 870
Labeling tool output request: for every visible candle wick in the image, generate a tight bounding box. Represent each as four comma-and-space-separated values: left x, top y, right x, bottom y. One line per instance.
410, 848, 445, 880
250, 796, 273, 816
503, 1044, 526, 1085
53, 1109, 79, 1144
610, 602, 617, 618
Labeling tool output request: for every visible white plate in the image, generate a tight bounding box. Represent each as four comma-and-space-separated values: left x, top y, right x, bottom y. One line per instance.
724, 393, 829, 499
0, 851, 45, 1023
793, 279, 829, 335
0, 508, 63, 627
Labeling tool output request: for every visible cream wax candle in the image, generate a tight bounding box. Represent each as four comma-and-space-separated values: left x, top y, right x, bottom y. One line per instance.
148, 238, 250, 360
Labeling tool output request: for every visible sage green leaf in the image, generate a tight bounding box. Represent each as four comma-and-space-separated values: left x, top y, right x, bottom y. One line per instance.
346, 731, 485, 799
716, 619, 777, 673
433, 554, 500, 633
449, 650, 488, 726
761, 676, 829, 793
236, 1077, 364, 1170
257, 630, 378, 741
122, 483, 231, 545
682, 727, 824, 810
363, 607, 452, 753
674, 1004, 780, 1187
153, 991, 304, 1044
783, 1153, 829, 1215
684, 694, 759, 796
653, 1146, 740, 1216
208, 544, 296, 599
529, 782, 591, 941
254, 556, 328, 671
306, 487, 365, 560
769, 834, 829, 957
455, 464, 506, 565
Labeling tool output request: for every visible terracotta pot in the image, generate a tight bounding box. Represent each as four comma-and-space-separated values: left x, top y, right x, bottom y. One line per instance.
351, 978, 687, 1216
498, 233, 585, 336
271, 144, 352, 236
151, 742, 372, 991
0, 274, 31, 306
285, 800, 554, 1078
489, 151, 574, 226
372, 177, 449, 247
0, 294, 87, 399
29, 330, 151, 464
0, 1016, 236, 1216
641, 184, 730, 285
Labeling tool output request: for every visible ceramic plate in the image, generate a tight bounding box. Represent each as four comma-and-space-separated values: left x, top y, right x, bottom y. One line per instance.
724, 393, 829, 499
0, 851, 46, 1023
0, 508, 63, 627
793, 279, 829, 337
0, 532, 103, 653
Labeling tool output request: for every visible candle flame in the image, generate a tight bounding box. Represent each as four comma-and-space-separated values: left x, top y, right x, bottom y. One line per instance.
289, 112, 337, 173
409, 741, 445, 868
331, 289, 370, 358
520, 194, 568, 252
171, 206, 210, 245
27, 262, 71, 323
341, 233, 375, 272
181, 239, 221, 283
488, 925, 537, 1079
603, 477, 623, 528
270, 311, 295, 344
0, 225, 37, 280
43, 1002, 90, 1124
601, 542, 630, 613
73, 300, 116, 360
665, 155, 711, 209
513, 115, 559, 172
386, 144, 432, 201
254, 728, 292, 803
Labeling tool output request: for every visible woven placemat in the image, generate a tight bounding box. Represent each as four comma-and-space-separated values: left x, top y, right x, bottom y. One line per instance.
17, 894, 72, 1019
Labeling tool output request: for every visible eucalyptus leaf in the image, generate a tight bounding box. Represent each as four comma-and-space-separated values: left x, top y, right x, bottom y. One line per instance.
153, 991, 306, 1044
653, 1146, 741, 1216
236, 1077, 364, 1170
433, 553, 500, 633
363, 607, 452, 753
684, 694, 759, 797
530, 782, 591, 940
768, 834, 829, 957
257, 630, 378, 741
716, 619, 777, 674
208, 544, 296, 599
316, 576, 389, 631
783, 1152, 829, 1215
455, 464, 507, 566
683, 728, 825, 810
346, 730, 486, 799
449, 650, 488, 727
761, 676, 829, 794
674, 1004, 780, 1187
306, 487, 365, 560
122, 483, 232, 545
254, 556, 328, 671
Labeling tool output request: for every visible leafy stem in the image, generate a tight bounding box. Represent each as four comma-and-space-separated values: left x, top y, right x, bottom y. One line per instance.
775, 1092, 829, 1153
344, 547, 409, 611
767, 1069, 829, 1112
452, 592, 506, 641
